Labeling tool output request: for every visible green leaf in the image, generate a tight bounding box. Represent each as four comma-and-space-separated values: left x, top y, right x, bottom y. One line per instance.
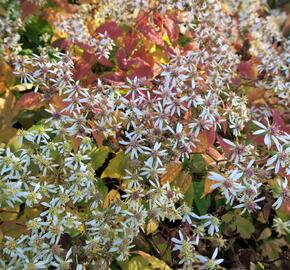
91, 146, 110, 170
189, 154, 205, 174
221, 212, 235, 223
101, 150, 130, 179
193, 180, 211, 215
178, 34, 191, 48
236, 216, 255, 239
20, 16, 53, 53
184, 182, 194, 207
96, 179, 108, 197
255, 262, 265, 270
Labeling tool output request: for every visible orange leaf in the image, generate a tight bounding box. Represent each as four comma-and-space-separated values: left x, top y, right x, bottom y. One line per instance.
160, 162, 182, 185
71, 137, 81, 153
203, 174, 219, 195
15, 92, 42, 111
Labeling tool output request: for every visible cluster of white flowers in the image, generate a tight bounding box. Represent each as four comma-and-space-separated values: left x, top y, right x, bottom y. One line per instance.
55, 14, 115, 60
0, 0, 289, 269
0, 15, 22, 60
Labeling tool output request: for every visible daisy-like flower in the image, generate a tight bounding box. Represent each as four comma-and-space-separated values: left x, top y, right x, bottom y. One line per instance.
272, 178, 290, 209
191, 224, 205, 245
273, 218, 290, 236
221, 139, 252, 163
171, 230, 196, 266
51, 248, 73, 269
200, 215, 220, 236
233, 196, 265, 214
119, 133, 145, 160
208, 170, 244, 205
140, 159, 165, 180
196, 248, 224, 270
178, 203, 200, 224
266, 144, 290, 174
65, 152, 90, 170
143, 142, 168, 166
253, 119, 282, 149
25, 182, 42, 207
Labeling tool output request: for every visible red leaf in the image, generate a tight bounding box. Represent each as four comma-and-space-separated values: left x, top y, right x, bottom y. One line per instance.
96, 21, 123, 39
137, 12, 164, 46
238, 60, 258, 79
205, 127, 216, 146
96, 56, 114, 67
128, 65, 153, 80
74, 63, 92, 80
15, 92, 42, 111
133, 46, 154, 67
102, 71, 125, 84
272, 109, 286, 132
21, 1, 39, 19
153, 13, 163, 28
164, 14, 179, 42
126, 57, 150, 69
116, 48, 128, 70
124, 32, 139, 55
217, 135, 231, 155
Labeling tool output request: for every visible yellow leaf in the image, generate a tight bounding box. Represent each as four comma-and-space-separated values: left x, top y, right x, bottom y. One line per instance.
0, 207, 20, 221
0, 220, 27, 238
146, 219, 159, 235
160, 162, 182, 185
101, 150, 130, 179
10, 83, 34, 92
0, 127, 17, 144
0, 91, 17, 126
0, 228, 3, 243
0, 60, 15, 92
120, 254, 171, 270
103, 189, 120, 208
162, 33, 172, 46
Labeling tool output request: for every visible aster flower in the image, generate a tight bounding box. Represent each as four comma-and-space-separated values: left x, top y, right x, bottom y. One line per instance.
142, 142, 168, 166
233, 196, 265, 214
196, 248, 224, 270
273, 218, 290, 236
171, 230, 196, 266
253, 119, 282, 149
119, 133, 145, 159
208, 170, 244, 205
200, 215, 220, 236
178, 203, 200, 224
272, 178, 290, 209
266, 143, 290, 174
